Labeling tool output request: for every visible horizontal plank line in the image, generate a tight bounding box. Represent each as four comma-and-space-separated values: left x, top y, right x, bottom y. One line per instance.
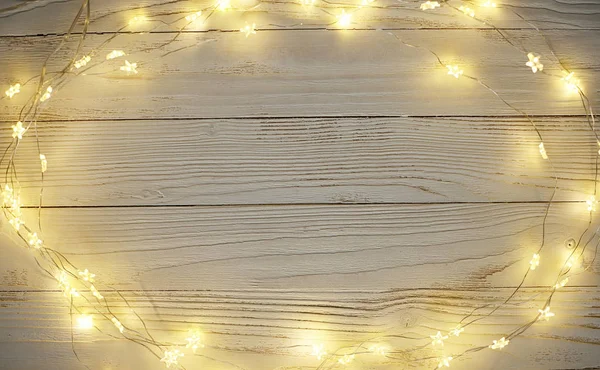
18, 201, 586, 209
0, 114, 595, 124
2, 27, 599, 38
0, 286, 596, 293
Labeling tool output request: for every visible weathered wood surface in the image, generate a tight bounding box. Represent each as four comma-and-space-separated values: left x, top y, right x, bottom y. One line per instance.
0, 30, 598, 120
3, 117, 599, 206
1, 0, 600, 35
0, 0, 599, 369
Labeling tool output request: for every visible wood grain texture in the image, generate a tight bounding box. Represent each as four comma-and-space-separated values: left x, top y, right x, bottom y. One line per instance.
1, 0, 600, 36
0, 204, 597, 291
0, 29, 598, 120
1, 1, 599, 369
4, 117, 599, 206
0, 287, 598, 370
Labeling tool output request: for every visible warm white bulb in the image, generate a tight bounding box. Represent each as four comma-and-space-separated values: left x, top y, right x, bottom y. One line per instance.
77, 315, 94, 329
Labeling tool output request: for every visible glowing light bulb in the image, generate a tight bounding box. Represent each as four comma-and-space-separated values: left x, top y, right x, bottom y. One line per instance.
420, 1, 440, 10
311, 344, 327, 360
2, 185, 14, 205
185, 330, 204, 352
111, 317, 125, 333
538, 306, 554, 321
160, 349, 184, 368
240, 23, 257, 38
482, 1, 496, 7
120, 60, 138, 74
27, 232, 43, 249
40, 86, 53, 102
529, 253, 540, 270
554, 277, 568, 289
39, 154, 47, 173
368, 344, 386, 356
538, 142, 548, 159
185, 11, 202, 22
12, 121, 26, 140
566, 254, 579, 269
5, 83, 21, 98
449, 325, 464, 337
430, 331, 448, 347
338, 354, 354, 365
217, 0, 231, 11
525, 53, 543, 73
459, 6, 475, 17
489, 337, 509, 349
106, 50, 125, 60
129, 16, 146, 25
78, 269, 96, 282
438, 356, 453, 368
77, 314, 94, 329
336, 10, 352, 28
447, 65, 463, 78
9, 217, 24, 231
562, 71, 579, 93
74, 55, 91, 69
586, 195, 597, 211
90, 284, 104, 300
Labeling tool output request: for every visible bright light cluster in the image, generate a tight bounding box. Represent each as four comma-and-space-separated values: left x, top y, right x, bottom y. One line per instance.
311, 343, 327, 360
120, 60, 138, 74
106, 50, 126, 60
160, 349, 184, 368
489, 337, 509, 350
420, 1, 440, 10
185, 330, 204, 352
437, 356, 453, 368
185, 11, 202, 22
74, 55, 91, 69
40, 86, 53, 102
447, 65, 463, 78
5, 83, 21, 98
526, 53, 543, 73
529, 253, 540, 270
431, 331, 448, 347
240, 23, 257, 38
459, 6, 475, 17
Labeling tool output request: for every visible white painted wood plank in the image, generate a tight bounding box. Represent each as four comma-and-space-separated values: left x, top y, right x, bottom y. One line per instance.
0, 288, 598, 369
1, 0, 599, 36
4, 117, 598, 206
1, 30, 598, 119
1, 204, 596, 291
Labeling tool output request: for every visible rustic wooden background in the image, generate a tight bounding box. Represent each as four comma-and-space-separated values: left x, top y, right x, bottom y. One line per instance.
0, 0, 599, 369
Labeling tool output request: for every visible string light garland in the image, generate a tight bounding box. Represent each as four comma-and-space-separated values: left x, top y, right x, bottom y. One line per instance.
1, 0, 597, 369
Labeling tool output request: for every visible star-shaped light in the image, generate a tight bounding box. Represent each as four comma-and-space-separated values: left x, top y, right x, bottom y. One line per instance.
111, 317, 125, 333
120, 60, 138, 74
74, 55, 91, 69
430, 331, 448, 347
185, 330, 204, 352
106, 50, 125, 60
311, 344, 327, 360
538, 142, 548, 159
27, 232, 43, 249
12, 121, 26, 140
489, 337, 509, 350
5, 83, 21, 98
78, 269, 96, 282
563, 71, 580, 93
587, 195, 597, 211
420, 1, 440, 10
529, 253, 540, 270
553, 277, 568, 289
336, 10, 352, 28
90, 284, 104, 300
338, 354, 354, 365
437, 356, 453, 368
459, 6, 475, 17
185, 11, 202, 22
217, 0, 231, 11
9, 217, 24, 231
368, 344, 386, 356
449, 325, 464, 337
240, 23, 257, 38
526, 53, 543, 73
482, 1, 496, 7
40, 86, 53, 102
160, 349, 184, 368
538, 306, 554, 321
447, 65, 463, 78
40, 154, 48, 173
